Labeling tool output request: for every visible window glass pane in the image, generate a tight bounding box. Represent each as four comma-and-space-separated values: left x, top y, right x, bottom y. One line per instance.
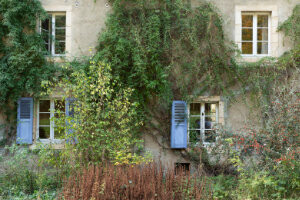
55, 100, 65, 112
242, 29, 253, 41
39, 113, 50, 125
39, 100, 50, 112
41, 17, 50, 31
257, 28, 268, 41
55, 15, 66, 27
55, 41, 65, 54
44, 43, 50, 53
189, 117, 201, 129
39, 127, 50, 139
257, 42, 268, 54
205, 121, 212, 129
189, 130, 201, 142
242, 42, 253, 54
55, 28, 65, 40
41, 17, 51, 53
204, 130, 216, 143
242, 15, 253, 27
54, 127, 65, 139
257, 15, 268, 27
205, 116, 216, 122
205, 103, 216, 115
189, 103, 200, 115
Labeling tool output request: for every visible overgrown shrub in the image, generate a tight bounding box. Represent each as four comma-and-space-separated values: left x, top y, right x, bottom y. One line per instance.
62, 163, 212, 200
209, 85, 300, 199
0, 145, 38, 196
96, 0, 238, 132
235, 161, 300, 199
210, 175, 237, 200
45, 60, 150, 166
0, 144, 59, 199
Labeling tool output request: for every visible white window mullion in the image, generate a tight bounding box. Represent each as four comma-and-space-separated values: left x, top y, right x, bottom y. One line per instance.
50, 100, 55, 140
268, 14, 271, 56
216, 104, 219, 124
51, 15, 55, 56
187, 104, 190, 144
253, 14, 257, 56
200, 103, 205, 142
36, 101, 40, 139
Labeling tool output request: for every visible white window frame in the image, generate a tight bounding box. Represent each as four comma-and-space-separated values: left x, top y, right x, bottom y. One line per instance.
40, 12, 66, 56
188, 102, 219, 146
235, 5, 279, 61
241, 12, 271, 57
36, 99, 65, 143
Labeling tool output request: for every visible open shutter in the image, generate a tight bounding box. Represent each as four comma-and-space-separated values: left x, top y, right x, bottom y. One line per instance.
66, 98, 77, 144
17, 97, 33, 144
171, 101, 187, 148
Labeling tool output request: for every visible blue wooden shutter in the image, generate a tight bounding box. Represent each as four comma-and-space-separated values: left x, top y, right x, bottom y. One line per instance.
17, 97, 33, 144
171, 101, 187, 148
66, 98, 77, 144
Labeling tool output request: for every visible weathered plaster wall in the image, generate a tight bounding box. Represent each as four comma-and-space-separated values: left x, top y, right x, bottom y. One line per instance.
191, 0, 299, 62
39, 0, 299, 60
202, 0, 299, 55
209, 0, 299, 132
143, 134, 189, 170
40, 0, 110, 58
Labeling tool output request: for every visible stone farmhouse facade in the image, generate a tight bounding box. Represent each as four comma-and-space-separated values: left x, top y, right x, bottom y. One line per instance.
1, 0, 299, 169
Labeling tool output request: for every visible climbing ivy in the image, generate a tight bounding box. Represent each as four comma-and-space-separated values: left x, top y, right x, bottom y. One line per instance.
236, 5, 300, 117
278, 5, 300, 47
95, 0, 299, 164
94, 0, 240, 151
0, 0, 56, 109
96, 0, 238, 108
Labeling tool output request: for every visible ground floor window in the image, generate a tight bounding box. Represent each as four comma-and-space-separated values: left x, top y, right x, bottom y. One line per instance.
37, 99, 65, 142
188, 102, 218, 144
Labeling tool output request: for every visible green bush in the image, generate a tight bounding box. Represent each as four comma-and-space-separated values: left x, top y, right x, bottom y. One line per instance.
45, 60, 150, 166
0, 144, 60, 199
0, 145, 38, 196
211, 175, 237, 200
235, 160, 300, 200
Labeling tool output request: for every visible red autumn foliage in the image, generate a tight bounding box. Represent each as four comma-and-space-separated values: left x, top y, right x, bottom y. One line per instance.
232, 90, 299, 165
61, 163, 212, 200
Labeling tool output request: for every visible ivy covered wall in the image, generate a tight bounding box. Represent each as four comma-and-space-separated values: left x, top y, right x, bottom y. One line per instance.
0, 0, 299, 165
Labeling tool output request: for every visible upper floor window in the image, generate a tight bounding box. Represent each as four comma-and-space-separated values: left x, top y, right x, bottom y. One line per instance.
40, 13, 66, 56
241, 12, 270, 56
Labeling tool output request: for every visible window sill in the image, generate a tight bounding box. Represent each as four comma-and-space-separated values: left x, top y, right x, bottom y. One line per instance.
29, 141, 65, 150
45, 55, 67, 63
238, 55, 272, 63
189, 141, 216, 148
37, 139, 65, 144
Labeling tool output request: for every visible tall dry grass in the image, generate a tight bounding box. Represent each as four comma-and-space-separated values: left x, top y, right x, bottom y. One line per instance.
62, 162, 212, 200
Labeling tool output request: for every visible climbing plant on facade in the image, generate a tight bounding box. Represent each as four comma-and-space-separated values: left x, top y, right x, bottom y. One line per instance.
94, 0, 240, 153
96, 0, 239, 108
0, 0, 56, 109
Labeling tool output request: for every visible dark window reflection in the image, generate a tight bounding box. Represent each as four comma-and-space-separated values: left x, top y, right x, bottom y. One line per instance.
242, 42, 253, 54
242, 15, 253, 27
39, 100, 50, 112
257, 15, 268, 27
39, 127, 50, 139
